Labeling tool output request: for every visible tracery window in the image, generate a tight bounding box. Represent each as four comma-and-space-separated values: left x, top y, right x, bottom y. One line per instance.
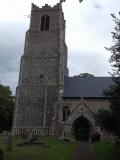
41, 15, 50, 31
63, 106, 70, 121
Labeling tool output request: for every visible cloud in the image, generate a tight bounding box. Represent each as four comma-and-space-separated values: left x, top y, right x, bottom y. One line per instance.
68, 49, 112, 77
93, 3, 103, 10
0, 21, 28, 93
0, 72, 19, 94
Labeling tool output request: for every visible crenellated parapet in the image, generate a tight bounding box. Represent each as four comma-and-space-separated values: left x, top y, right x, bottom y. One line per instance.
29, 2, 65, 32
31, 3, 62, 12
31, 3, 40, 11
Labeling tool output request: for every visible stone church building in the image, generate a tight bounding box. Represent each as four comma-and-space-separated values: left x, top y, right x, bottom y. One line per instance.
13, 3, 113, 141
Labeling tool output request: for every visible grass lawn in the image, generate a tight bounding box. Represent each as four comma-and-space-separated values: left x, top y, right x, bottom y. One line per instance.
0, 135, 76, 160
91, 140, 120, 160
1, 134, 120, 160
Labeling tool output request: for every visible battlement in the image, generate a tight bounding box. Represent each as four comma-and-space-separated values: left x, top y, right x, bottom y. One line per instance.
32, 3, 62, 12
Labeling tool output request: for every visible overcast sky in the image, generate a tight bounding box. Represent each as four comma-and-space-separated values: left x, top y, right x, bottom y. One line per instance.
0, 0, 120, 94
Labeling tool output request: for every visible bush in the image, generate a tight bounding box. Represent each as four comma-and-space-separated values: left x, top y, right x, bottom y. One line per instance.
91, 132, 101, 142
115, 136, 120, 147
63, 138, 70, 142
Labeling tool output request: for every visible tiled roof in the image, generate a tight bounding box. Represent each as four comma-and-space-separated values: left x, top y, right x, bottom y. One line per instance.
63, 77, 114, 98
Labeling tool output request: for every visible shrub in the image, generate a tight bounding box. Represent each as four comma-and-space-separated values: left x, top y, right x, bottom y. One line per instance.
91, 132, 101, 142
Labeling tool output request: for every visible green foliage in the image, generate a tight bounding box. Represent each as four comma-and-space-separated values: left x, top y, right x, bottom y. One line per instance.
92, 141, 120, 160
0, 83, 14, 132
96, 13, 120, 137
105, 78, 120, 135
95, 109, 114, 132
106, 13, 120, 76
91, 132, 101, 142
74, 73, 94, 77
96, 79, 120, 136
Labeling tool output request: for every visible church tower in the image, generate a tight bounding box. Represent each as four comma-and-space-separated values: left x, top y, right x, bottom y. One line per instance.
13, 3, 68, 135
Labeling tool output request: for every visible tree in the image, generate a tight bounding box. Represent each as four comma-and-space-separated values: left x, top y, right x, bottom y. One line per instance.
0, 83, 14, 132
74, 73, 94, 77
79, 73, 94, 77
95, 109, 114, 133
96, 13, 120, 137
107, 13, 120, 76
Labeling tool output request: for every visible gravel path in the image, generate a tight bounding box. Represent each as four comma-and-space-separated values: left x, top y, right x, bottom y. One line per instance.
70, 142, 95, 160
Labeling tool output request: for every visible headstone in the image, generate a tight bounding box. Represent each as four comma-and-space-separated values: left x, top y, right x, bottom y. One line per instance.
27, 133, 33, 142
0, 149, 4, 160
3, 131, 12, 151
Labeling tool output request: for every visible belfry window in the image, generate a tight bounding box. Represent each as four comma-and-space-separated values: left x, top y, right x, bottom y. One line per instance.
63, 106, 70, 121
41, 15, 50, 31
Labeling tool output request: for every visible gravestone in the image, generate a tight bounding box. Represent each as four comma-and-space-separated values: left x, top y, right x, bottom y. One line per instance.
0, 149, 4, 160
3, 131, 12, 151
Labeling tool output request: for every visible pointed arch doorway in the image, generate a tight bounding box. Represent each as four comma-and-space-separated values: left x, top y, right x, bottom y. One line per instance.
72, 116, 91, 141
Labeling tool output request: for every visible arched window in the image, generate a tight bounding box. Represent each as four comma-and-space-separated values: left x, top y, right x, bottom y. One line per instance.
41, 15, 50, 31
63, 106, 70, 121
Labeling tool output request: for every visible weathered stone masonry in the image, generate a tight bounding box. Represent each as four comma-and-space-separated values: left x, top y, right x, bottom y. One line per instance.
13, 3, 68, 135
